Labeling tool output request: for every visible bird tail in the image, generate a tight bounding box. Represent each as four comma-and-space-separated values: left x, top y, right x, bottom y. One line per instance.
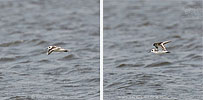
62, 49, 70, 52
64, 50, 68, 52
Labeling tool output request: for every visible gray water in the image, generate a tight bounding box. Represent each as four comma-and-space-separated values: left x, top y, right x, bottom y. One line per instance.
104, 0, 203, 100
0, 0, 99, 100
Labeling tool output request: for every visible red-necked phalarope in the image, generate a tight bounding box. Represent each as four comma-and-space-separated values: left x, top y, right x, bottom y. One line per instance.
150, 41, 171, 54
47, 46, 69, 55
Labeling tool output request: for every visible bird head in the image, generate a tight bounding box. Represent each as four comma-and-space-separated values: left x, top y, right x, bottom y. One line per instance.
150, 49, 156, 53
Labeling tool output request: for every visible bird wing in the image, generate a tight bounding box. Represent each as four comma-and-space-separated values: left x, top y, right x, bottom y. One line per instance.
160, 41, 171, 51
47, 49, 54, 55
153, 42, 162, 50
47, 46, 57, 55
153, 41, 171, 51
160, 44, 167, 51
162, 41, 171, 45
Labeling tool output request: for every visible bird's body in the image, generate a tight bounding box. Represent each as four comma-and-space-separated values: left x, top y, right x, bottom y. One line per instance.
47, 46, 69, 55
151, 49, 170, 54
151, 41, 171, 54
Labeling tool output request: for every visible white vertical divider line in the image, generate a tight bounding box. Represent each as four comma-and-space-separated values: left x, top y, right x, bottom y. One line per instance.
100, 0, 103, 99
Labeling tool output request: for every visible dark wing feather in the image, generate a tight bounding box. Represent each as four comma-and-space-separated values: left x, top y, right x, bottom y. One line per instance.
47, 46, 56, 55
153, 42, 162, 49
47, 50, 54, 55
153, 41, 171, 51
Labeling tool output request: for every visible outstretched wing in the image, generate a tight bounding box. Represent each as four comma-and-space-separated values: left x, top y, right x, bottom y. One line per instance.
47, 49, 54, 55
153, 41, 171, 51
162, 41, 171, 45
47, 46, 57, 55
160, 41, 171, 51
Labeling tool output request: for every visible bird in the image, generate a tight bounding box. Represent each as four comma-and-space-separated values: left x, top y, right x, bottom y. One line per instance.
150, 41, 171, 54
47, 46, 69, 55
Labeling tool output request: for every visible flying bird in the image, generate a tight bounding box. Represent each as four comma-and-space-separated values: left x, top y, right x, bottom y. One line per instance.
47, 46, 69, 55
150, 41, 171, 54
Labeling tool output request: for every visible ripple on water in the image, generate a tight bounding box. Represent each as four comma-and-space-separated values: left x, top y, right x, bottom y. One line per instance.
19, 60, 31, 64
7, 96, 31, 100
0, 40, 25, 47
58, 54, 79, 61
0, 57, 15, 62
53, 42, 67, 46
171, 35, 181, 39
185, 54, 203, 61
37, 59, 51, 63
116, 63, 144, 68
0, 56, 25, 63
35, 40, 48, 45
43, 67, 69, 75
145, 61, 172, 67
27, 39, 48, 46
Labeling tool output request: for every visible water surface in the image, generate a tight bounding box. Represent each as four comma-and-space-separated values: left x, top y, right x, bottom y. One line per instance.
0, 0, 99, 100
104, 0, 203, 100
